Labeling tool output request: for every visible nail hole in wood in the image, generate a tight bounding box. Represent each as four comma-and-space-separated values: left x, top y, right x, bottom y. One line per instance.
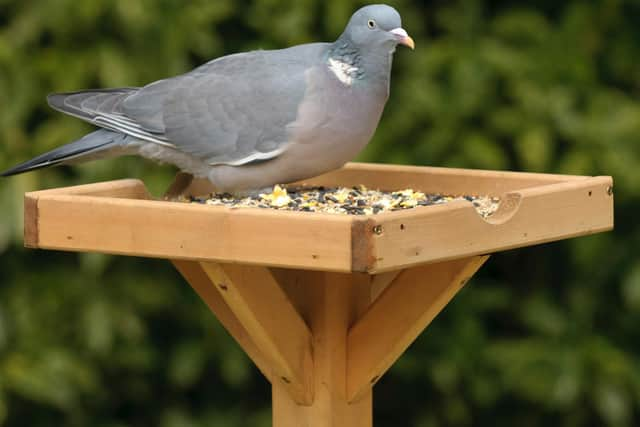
373, 225, 383, 235
588, 191, 592, 197
400, 224, 405, 230
281, 376, 291, 384
219, 283, 228, 291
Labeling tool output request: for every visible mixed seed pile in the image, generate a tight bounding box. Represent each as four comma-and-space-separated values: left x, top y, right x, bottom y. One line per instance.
181, 185, 501, 218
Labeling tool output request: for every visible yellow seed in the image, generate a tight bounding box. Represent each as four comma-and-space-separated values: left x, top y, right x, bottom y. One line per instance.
334, 188, 351, 203
260, 185, 291, 207
400, 199, 418, 208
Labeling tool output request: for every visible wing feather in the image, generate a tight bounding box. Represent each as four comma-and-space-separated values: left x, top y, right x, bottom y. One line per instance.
48, 43, 329, 166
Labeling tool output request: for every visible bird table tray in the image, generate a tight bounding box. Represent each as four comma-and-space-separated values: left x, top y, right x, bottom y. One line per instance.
22, 162, 613, 426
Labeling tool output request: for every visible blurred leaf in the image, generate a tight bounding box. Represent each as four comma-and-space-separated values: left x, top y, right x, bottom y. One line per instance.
622, 264, 640, 310
168, 341, 206, 388
1, 0, 639, 426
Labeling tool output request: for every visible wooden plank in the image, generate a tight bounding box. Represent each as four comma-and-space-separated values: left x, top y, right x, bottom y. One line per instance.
297, 162, 588, 196
273, 271, 372, 427
176, 162, 587, 198
26, 178, 151, 198
347, 256, 488, 402
200, 262, 314, 405
370, 271, 401, 302
30, 194, 355, 272
172, 260, 274, 383
351, 218, 375, 272
366, 176, 613, 272
24, 193, 39, 248
23, 179, 151, 248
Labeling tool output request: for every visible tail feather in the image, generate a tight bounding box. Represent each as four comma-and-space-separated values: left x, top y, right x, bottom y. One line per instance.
47, 88, 136, 123
1, 129, 128, 177
46, 88, 173, 148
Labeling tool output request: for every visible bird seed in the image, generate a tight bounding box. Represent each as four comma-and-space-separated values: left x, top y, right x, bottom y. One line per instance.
179, 185, 501, 218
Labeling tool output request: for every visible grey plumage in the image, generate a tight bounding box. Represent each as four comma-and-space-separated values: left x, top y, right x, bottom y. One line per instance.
0, 129, 130, 176
2, 4, 414, 192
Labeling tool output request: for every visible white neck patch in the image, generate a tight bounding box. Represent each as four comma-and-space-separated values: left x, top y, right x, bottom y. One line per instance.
328, 57, 359, 86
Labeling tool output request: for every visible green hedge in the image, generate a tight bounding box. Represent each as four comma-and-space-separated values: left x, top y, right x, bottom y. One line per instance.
0, 0, 639, 425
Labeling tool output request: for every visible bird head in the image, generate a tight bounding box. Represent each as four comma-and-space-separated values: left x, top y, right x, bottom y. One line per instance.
341, 4, 415, 52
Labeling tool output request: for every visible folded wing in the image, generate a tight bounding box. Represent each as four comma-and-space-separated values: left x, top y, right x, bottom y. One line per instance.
47, 44, 324, 166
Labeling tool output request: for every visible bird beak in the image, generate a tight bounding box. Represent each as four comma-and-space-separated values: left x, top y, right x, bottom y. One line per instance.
389, 28, 415, 50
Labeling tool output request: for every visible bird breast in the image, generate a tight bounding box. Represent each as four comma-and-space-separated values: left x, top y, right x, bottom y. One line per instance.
284, 65, 387, 173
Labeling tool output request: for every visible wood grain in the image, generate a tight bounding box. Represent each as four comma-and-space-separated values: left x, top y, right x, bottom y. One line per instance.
23, 194, 39, 248
180, 162, 588, 197
366, 176, 613, 272
172, 260, 274, 383
24, 164, 613, 273
347, 256, 489, 402
200, 262, 314, 405
369, 271, 401, 302
30, 195, 354, 271
299, 162, 588, 196
272, 271, 373, 427
26, 178, 151, 198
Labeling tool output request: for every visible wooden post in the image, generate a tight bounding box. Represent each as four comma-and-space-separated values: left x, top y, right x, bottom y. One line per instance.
172, 260, 492, 426
271, 270, 372, 427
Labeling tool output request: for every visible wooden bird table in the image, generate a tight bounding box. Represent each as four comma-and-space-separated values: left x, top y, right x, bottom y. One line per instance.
23, 163, 613, 426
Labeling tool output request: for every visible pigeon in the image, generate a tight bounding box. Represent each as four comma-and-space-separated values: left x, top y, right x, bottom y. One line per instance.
1, 4, 414, 193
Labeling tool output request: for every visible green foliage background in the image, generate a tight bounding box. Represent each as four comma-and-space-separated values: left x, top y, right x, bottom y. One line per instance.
1, 0, 639, 425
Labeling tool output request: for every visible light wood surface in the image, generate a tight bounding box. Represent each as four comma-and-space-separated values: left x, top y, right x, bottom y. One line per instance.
23, 163, 614, 273
369, 271, 400, 302
369, 176, 613, 272
172, 260, 274, 382
272, 271, 372, 427
347, 256, 489, 402
174, 262, 491, 426
200, 262, 314, 405
182, 162, 587, 197
26, 193, 354, 270
20, 163, 616, 427
28, 178, 151, 198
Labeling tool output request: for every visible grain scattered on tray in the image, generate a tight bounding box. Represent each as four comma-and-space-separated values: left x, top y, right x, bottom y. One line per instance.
179, 185, 501, 217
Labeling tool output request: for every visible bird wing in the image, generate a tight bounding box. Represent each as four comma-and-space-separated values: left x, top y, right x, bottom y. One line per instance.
49, 44, 328, 166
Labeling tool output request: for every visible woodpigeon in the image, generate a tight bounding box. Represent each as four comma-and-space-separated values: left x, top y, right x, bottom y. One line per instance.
2, 4, 414, 192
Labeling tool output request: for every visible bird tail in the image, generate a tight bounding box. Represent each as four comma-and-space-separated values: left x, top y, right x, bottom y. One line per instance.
1, 129, 130, 177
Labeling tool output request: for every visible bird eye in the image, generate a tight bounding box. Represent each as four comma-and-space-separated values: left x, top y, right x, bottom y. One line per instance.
367, 19, 376, 29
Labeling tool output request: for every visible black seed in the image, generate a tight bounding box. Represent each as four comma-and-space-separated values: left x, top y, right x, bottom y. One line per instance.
325, 195, 338, 203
